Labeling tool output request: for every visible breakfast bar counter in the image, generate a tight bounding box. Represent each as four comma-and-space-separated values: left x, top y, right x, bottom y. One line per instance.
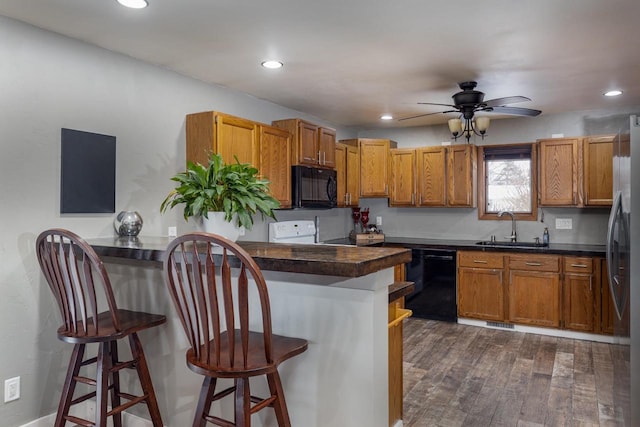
88, 236, 411, 427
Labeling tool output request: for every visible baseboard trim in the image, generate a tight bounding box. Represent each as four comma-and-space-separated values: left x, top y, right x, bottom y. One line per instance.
20, 401, 160, 427
457, 317, 620, 343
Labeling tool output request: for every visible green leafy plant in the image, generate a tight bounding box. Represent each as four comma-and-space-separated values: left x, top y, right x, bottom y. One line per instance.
160, 153, 279, 230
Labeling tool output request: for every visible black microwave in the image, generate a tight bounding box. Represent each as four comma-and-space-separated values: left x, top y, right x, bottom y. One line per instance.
291, 165, 337, 208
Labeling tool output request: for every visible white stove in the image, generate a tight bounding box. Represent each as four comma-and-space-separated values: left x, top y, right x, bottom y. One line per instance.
268, 220, 317, 244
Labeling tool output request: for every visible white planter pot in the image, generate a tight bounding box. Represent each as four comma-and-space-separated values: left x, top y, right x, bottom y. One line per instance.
198, 212, 245, 242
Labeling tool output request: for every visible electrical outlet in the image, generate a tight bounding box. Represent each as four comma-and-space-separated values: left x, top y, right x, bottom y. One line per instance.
4, 377, 20, 402
556, 218, 572, 230
376, 216, 382, 226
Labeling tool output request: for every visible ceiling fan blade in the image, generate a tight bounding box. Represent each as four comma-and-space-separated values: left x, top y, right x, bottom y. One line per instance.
417, 102, 458, 108
398, 110, 457, 121
483, 96, 531, 107
486, 106, 542, 117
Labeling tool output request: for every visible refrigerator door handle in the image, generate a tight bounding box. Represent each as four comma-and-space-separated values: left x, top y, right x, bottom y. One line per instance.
606, 190, 626, 320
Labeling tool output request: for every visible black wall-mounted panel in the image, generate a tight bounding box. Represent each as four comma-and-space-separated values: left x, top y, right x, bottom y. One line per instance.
60, 128, 116, 213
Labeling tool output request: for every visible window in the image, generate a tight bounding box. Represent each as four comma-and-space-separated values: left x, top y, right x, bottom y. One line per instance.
477, 144, 538, 221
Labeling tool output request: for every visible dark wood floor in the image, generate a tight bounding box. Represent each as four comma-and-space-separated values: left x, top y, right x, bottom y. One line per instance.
402, 318, 626, 427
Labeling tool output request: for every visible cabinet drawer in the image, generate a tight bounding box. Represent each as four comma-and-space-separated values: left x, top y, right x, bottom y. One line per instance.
563, 257, 593, 274
509, 254, 560, 272
458, 252, 505, 269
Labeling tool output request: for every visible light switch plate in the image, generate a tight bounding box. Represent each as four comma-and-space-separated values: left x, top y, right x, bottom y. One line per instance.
551, 133, 565, 138
376, 216, 382, 226
556, 218, 572, 230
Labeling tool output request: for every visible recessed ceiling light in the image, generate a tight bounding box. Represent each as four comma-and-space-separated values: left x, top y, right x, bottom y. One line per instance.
380, 115, 393, 120
117, 0, 148, 8
261, 60, 283, 69
604, 90, 623, 97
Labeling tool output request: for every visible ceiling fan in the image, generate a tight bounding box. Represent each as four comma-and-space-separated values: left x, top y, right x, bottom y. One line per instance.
400, 81, 542, 142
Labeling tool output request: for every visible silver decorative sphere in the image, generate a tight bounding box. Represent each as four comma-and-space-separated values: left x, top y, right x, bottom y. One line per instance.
114, 211, 143, 237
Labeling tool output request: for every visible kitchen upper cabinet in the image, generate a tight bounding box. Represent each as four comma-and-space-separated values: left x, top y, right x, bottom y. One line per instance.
583, 135, 614, 206
271, 118, 335, 168
389, 149, 417, 206
416, 147, 446, 206
508, 254, 562, 328
563, 257, 596, 332
259, 125, 292, 208
342, 138, 397, 198
538, 138, 580, 206
457, 251, 506, 321
335, 143, 360, 207
538, 135, 614, 207
447, 145, 477, 207
186, 111, 259, 167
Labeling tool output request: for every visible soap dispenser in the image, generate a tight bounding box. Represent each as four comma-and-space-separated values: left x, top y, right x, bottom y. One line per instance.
542, 227, 550, 244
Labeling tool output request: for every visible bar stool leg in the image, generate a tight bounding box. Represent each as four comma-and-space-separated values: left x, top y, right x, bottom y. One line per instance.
266, 371, 292, 427
95, 342, 112, 427
193, 376, 216, 427
234, 378, 251, 427
109, 341, 123, 427
128, 333, 164, 426
55, 344, 85, 427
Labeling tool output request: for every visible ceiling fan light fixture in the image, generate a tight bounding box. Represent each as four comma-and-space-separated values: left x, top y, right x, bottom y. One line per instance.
604, 89, 623, 97
116, 0, 148, 9
476, 116, 490, 132
448, 118, 462, 135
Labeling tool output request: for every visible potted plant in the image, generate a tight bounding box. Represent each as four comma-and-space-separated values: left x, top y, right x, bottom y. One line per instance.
160, 153, 279, 240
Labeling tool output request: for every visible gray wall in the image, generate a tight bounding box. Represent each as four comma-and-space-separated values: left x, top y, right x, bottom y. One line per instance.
1, 14, 639, 426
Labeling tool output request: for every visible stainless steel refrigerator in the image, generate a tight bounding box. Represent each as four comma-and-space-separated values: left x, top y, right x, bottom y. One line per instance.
606, 115, 639, 425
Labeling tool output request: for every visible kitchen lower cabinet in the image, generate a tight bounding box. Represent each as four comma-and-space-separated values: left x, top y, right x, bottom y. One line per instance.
388, 297, 410, 426
562, 256, 596, 332
508, 254, 561, 328
457, 252, 506, 321
599, 258, 615, 335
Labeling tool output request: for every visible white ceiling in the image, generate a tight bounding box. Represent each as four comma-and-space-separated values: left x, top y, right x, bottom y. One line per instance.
2, 0, 639, 128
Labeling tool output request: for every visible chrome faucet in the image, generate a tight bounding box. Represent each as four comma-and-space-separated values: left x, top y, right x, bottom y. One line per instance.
497, 211, 517, 242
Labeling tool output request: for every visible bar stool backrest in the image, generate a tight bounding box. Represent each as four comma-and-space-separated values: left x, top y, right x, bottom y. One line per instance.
36, 229, 120, 337
163, 232, 274, 370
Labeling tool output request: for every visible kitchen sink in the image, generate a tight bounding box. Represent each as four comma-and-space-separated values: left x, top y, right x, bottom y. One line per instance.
475, 240, 548, 248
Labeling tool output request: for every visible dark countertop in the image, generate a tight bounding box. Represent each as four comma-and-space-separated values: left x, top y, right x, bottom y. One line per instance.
388, 281, 415, 303
87, 236, 411, 278
323, 236, 606, 257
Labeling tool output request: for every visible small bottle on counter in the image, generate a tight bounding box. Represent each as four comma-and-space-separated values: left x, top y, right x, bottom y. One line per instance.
542, 227, 550, 244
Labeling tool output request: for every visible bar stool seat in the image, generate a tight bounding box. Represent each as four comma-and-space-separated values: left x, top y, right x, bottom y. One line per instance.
36, 229, 165, 427
164, 232, 308, 427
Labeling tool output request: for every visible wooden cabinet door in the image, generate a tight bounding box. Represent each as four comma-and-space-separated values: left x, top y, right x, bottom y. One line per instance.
583, 135, 614, 206
458, 267, 505, 321
509, 270, 561, 327
335, 143, 347, 207
359, 139, 390, 197
447, 145, 476, 207
563, 257, 595, 332
215, 113, 260, 167
259, 125, 291, 208
346, 145, 360, 206
416, 147, 446, 206
563, 273, 595, 332
298, 120, 319, 166
539, 138, 579, 206
389, 149, 416, 206
318, 127, 336, 168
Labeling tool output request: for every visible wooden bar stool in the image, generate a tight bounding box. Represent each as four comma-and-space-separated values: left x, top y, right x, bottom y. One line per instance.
36, 229, 165, 427
163, 232, 308, 427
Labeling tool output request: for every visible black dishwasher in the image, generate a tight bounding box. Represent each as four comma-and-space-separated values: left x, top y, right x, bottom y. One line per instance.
405, 248, 457, 322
